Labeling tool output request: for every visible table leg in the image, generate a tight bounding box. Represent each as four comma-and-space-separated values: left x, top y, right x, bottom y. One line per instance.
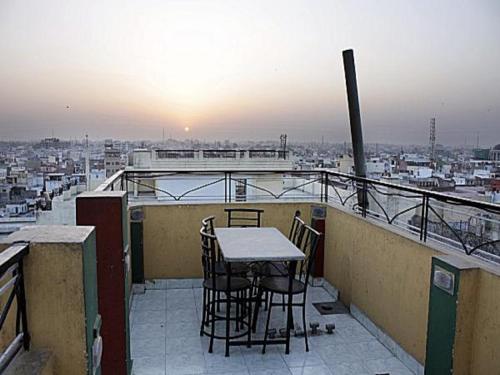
286, 260, 297, 355
252, 287, 263, 333
225, 262, 231, 357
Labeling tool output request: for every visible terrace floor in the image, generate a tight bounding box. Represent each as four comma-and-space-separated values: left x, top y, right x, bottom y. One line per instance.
130, 280, 414, 375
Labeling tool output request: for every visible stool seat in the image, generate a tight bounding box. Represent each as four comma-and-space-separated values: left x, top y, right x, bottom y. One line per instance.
215, 261, 249, 276
259, 276, 305, 295
203, 276, 251, 292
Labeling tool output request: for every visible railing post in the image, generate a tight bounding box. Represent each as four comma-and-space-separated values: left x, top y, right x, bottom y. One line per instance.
16, 258, 29, 350
224, 173, 228, 203
420, 195, 427, 241
361, 181, 368, 218
320, 172, 324, 203
228, 172, 232, 203
324, 172, 329, 203
125, 172, 129, 204
423, 195, 430, 242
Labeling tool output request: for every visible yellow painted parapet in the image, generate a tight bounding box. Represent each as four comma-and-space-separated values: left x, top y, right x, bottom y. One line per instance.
323, 204, 500, 374
0, 225, 97, 375
134, 202, 313, 279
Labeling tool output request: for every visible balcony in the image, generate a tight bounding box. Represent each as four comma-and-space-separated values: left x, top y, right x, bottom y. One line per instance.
0, 169, 499, 374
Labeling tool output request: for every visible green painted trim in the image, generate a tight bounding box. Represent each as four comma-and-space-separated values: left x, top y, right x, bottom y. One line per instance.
425, 257, 461, 375
130, 222, 144, 283
82, 230, 100, 375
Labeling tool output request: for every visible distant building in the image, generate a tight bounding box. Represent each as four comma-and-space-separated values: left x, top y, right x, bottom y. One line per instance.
104, 141, 122, 177
44, 173, 66, 194
334, 154, 354, 174
490, 144, 500, 162
130, 148, 293, 201
366, 158, 388, 176
473, 148, 490, 160
132, 148, 292, 170
5, 202, 28, 216
36, 137, 70, 149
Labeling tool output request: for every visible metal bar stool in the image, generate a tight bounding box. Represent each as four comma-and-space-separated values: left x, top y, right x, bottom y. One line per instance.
255, 224, 321, 353
199, 225, 252, 355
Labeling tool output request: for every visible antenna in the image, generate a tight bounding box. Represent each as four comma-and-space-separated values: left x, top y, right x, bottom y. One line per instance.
429, 118, 436, 162
279, 134, 287, 159
85, 134, 90, 191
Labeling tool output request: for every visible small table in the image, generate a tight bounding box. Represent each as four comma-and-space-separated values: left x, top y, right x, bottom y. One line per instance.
214, 227, 305, 355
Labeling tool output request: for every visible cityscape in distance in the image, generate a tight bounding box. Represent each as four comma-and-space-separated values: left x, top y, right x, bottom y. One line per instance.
1, 134, 498, 242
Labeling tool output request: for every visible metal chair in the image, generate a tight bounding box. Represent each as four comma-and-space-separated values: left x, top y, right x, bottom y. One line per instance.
259, 210, 305, 277
199, 225, 252, 355
202, 216, 249, 313
257, 224, 321, 353
225, 207, 264, 228
253, 211, 305, 311
202, 216, 249, 276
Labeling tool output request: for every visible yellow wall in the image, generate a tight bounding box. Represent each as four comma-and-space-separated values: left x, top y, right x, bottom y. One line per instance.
469, 270, 500, 374
138, 202, 312, 279
453, 265, 478, 375
24, 242, 88, 374
323, 204, 500, 374
0, 227, 93, 375
323, 205, 438, 364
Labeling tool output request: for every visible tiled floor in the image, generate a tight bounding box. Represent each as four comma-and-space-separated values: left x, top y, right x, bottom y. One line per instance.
130, 282, 414, 375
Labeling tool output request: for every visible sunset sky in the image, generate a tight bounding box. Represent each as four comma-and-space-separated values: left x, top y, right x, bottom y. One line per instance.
1, 0, 499, 145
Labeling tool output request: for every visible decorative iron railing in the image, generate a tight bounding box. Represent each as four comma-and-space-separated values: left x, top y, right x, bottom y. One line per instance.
0, 242, 30, 372
97, 169, 500, 262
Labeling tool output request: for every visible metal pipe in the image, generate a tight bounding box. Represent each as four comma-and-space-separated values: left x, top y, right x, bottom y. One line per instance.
343, 49, 367, 208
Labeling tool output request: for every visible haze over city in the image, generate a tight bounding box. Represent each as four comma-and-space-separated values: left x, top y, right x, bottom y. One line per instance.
1, 0, 499, 145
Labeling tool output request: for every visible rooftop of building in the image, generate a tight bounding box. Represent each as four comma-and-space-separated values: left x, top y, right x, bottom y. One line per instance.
0, 167, 499, 374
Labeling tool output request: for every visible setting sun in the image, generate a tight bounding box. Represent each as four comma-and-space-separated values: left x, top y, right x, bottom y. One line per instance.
184, 126, 190, 133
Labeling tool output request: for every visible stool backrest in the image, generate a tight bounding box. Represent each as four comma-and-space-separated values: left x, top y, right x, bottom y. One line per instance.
225, 208, 264, 228
201, 215, 216, 235
200, 226, 217, 283
297, 225, 321, 290
288, 210, 305, 247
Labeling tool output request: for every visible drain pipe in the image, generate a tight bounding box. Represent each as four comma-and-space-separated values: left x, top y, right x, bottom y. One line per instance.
342, 49, 368, 210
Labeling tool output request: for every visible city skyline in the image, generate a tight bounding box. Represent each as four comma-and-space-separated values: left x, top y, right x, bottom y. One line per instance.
1, 0, 499, 145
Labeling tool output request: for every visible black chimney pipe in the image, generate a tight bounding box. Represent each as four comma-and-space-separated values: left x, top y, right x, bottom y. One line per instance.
343, 49, 368, 210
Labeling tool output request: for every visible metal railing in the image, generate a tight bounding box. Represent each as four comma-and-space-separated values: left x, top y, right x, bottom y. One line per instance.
0, 242, 30, 372
97, 169, 500, 261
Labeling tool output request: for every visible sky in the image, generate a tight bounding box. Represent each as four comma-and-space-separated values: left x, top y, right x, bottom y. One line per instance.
0, 0, 499, 145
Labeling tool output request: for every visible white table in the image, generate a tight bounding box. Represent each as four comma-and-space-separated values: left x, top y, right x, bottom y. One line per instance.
214, 227, 304, 355
214, 227, 305, 263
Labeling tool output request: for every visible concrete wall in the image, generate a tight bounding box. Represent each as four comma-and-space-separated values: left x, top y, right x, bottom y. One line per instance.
469, 269, 500, 374
136, 202, 312, 279
0, 226, 96, 375
323, 204, 500, 374
323, 205, 436, 364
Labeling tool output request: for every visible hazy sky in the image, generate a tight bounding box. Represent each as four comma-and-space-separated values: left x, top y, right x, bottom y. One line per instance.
1, 0, 499, 145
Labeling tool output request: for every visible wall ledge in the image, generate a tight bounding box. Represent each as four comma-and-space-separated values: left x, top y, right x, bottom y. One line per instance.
327, 203, 500, 277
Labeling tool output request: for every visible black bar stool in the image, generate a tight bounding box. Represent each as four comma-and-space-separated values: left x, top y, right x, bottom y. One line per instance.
199, 224, 252, 356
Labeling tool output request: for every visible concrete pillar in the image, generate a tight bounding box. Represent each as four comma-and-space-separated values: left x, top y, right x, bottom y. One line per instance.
76, 191, 132, 375
0, 225, 100, 375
